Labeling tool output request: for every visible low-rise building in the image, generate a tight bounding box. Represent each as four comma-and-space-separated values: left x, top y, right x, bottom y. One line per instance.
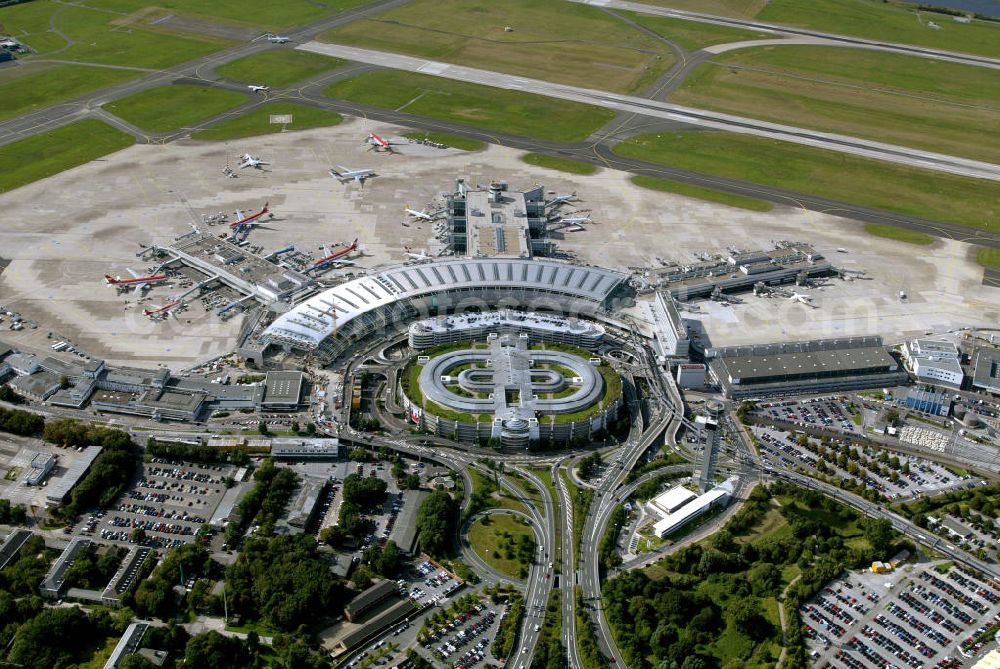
259, 371, 305, 412
0, 529, 33, 570
46, 446, 102, 504
651, 478, 736, 538
40, 537, 91, 598
972, 345, 1000, 395
25, 452, 55, 486
270, 438, 339, 460
902, 339, 965, 390
344, 579, 398, 623
676, 363, 706, 388
904, 387, 951, 417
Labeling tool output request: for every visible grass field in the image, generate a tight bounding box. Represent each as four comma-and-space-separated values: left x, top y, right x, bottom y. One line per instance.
319, 0, 675, 94
613, 131, 998, 233
864, 223, 934, 246
215, 51, 345, 87
632, 174, 772, 211
521, 153, 597, 176
624, 11, 772, 51
401, 132, 485, 151
104, 84, 249, 133
324, 70, 615, 143
0, 1, 228, 67
0, 120, 135, 193
467, 514, 535, 580
0, 64, 138, 123
670, 45, 1000, 163
191, 102, 342, 140
633, 0, 1000, 58
977, 248, 1000, 270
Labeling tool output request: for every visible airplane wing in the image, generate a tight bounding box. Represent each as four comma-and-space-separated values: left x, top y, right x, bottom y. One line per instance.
126, 268, 140, 279
234, 208, 245, 220
132, 282, 147, 296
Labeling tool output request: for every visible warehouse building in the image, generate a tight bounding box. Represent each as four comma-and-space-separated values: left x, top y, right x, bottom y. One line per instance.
904, 387, 951, 417
344, 579, 399, 623
707, 336, 907, 399
972, 345, 1000, 395
46, 446, 102, 504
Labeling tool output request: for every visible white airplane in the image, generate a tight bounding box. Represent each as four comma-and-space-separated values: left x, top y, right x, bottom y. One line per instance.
788, 292, 816, 307
248, 85, 270, 93
330, 166, 375, 185
559, 214, 591, 226
365, 132, 401, 153
405, 205, 445, 221
404, 247, 431, 261
268, 35, 290, 44
238, 154, 269, 169
546, 192, 577, 208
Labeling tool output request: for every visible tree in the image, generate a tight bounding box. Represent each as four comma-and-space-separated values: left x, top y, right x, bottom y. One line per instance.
864, 517, 894, 556
416, 490, 459, 557
305, 422, 317, 435
183, 632, 249, 669
726, 597, 770, 640
257, 421, 269, 435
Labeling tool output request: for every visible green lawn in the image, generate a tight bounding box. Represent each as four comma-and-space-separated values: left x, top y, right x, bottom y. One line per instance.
0, 64, 138, 123
215, 50, 345, 87
613, 131, 998, 233
1, 1, 228, 67
191, 102, 342, 140
319, 0, 675, 94
977, 248, 1000, 270
864, 224, 934, 246
401, 131, 485, 151
70, 0, 372, 30
0, 120, 135, 193
521, 153, 598, 176
104, 84, 250, 133
324, 70, 615, 143
625, 11, 772, 50
632, 174, 772, 211
671, 45, 1000, 163
633, 0, 1000, 58
467, 514, 535, 579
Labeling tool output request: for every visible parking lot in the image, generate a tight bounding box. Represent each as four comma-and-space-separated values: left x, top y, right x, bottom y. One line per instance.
753, 396, 865, 436
69, 458, 235, 550
404, 559, 464, 608
806, 562, 1000, 669
753, 426, 970, 501
417, 593, 505, 668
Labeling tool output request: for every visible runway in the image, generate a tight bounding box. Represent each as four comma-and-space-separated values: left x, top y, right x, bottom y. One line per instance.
572, 0, 1000, 71
297, 42, 1000, 182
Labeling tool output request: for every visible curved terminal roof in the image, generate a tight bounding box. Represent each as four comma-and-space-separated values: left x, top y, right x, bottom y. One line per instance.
263, 258, 625, 349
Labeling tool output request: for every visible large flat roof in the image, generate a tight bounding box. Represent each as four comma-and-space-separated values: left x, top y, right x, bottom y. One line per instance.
264, 258, 625, 349
711, 337, 896, 382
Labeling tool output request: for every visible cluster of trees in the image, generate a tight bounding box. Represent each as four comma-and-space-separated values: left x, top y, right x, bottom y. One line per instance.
342, 473, 388, 511
634, 470, 688, 502
577, 452, 603, 480
604, 483, 903, 669
0, 386, 25, 404
599, 505, 626, 570
530, 590, 565, 669
226, 458, 298, 544
490, 591, 524, 660
44, 420, 137, 519
490, 523, 535, 578
63, 544, 126, 590
0, 406, 43, 435
903, 482, 1000, 527
146, 438, 252, 465
0, 536, 54, 596
416, 489, 459, 557
321, 473, 388, 546
575, 590, 603, 667
465, 470, 499, 520
5, 604, 122, 668
132, 543, 213, 620
358, 540, 405, 581
225, 534, 346, 631
0, 499, 26, 525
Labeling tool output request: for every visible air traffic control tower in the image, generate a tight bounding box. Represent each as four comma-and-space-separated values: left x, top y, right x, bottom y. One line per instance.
443, 180, 552, 257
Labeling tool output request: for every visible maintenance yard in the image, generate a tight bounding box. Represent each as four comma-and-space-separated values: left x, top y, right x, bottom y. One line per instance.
753, 426, 970, 501
0, 118, 994, 370
71, 457, 235, 550
806, 562, 1000, 669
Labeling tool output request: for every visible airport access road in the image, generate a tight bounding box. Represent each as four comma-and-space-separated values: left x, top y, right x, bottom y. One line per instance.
296, 42, 1000, 183
570, 0, 1000, 71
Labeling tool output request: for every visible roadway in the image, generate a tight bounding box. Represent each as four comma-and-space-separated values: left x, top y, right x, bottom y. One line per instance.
296, 42, 1000, 182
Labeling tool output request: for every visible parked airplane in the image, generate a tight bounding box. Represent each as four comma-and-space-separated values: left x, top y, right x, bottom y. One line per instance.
365, 132, 401, 153
238, 154, 268, 169
405, 205, 445, 221
248, 85, 270, 93
268, 35, 290, 43
404, 247, 431, 261
105, 268, 167, 295
143, 301, 182, 320
788, 292, 816, 307
545, 192, 577, 208
229, 202, 270, 230
308, 238, 359, 272
559, 214, 591, 226
330, 166, 375, 185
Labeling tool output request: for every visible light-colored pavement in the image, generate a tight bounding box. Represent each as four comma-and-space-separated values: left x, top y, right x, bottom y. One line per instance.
297, 42, 1000, 182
